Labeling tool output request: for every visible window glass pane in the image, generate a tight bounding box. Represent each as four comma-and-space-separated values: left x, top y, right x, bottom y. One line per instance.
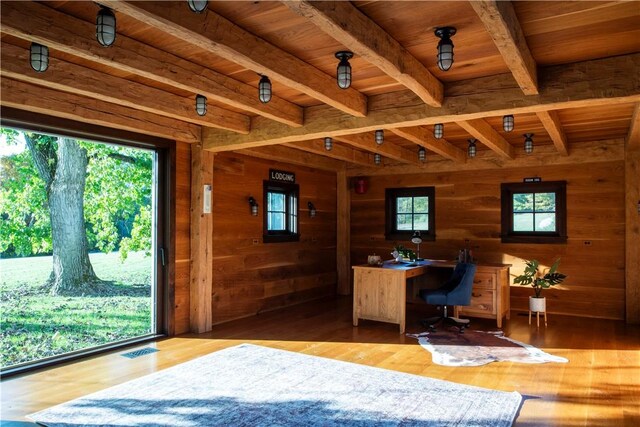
513, 193, 533, 212
289, 195, 297, 233
414, 214, 429, 230
396, 214, 413, 230
535, 193, 556, 212
413, 197, 429, 213
268, 192, 285, 212
535, 213, 556, 232
513, 213, 534, 231
268, 212, 285, 230
396, 197, 412, 214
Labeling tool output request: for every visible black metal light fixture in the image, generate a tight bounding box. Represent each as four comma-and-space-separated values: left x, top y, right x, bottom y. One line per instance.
29, 43, 49, 73
308, 202, 317, 218
375, 129, 384, 145
96, 6, 116, 47
434, 123, 444, 139
524, 133, 534, 154
195, 94, 207, 116
418, 146, 426, 162
335, 51, 353, 89
503, 115, 515, 132
187, 0, 208, 13
467, 138, 477, 158
248, 196, 259, 216
324, 137, 333, 151
435, 26, 456, 72
258, 75, 272, 104
411, 230, 424, 261
374, 153, 382, 165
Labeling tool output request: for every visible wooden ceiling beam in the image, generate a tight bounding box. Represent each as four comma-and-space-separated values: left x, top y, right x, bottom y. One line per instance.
536, 110, 569, 156
0, 78, 201, 143
202, 53, 640, 151
627, 103, 640, 151
470, 0, 538, 95
458, 119, 515, 159
334, 133, 422, 165
0, 42, 249, 134
389, 126, 466, 162
101, 0, 367, 117
284, 0, 442, 107
238, 145, 344, 172
284, 140, 373, 167
0, 1, 303, 127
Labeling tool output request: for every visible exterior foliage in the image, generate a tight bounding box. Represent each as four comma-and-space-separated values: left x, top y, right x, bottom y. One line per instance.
513, 258, 567, 298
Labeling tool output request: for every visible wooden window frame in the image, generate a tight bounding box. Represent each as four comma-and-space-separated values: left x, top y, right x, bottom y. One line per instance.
500, 181, 567, 244
385, 186, 436, 241
263, 180, 299, 243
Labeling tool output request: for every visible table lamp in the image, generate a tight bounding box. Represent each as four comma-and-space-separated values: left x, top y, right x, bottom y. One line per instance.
411, 231, 424, 261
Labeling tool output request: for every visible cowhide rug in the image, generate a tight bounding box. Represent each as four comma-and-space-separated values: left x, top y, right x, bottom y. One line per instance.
407, 328, 568, 367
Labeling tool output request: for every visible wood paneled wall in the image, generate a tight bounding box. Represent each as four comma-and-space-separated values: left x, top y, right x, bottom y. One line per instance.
350, 160, 626, 320
173, 141, 191, 335
210, 153, 337, 324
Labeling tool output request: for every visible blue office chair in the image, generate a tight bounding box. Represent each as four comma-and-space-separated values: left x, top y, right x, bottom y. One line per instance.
419, 263, 477, 333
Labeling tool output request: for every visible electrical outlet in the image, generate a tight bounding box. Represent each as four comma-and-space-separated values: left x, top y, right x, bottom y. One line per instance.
369, 236, 376, 241
584, 241, 591, 246
311, 237, 317, 243
252, 238, 259, 245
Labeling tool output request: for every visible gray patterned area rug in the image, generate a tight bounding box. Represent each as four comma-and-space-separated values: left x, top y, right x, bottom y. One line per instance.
408, 328, 569, 367
30, 343, 522, 426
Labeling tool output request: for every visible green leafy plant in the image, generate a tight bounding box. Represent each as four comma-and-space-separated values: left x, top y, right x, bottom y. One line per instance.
513, 258, 567, 298
392, 244, 416, 261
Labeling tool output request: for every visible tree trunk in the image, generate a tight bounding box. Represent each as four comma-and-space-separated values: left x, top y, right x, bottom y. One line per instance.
48, 138, 99, 295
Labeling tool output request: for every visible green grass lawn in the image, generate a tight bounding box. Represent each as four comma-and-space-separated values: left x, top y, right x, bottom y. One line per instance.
0, 251, 153, 368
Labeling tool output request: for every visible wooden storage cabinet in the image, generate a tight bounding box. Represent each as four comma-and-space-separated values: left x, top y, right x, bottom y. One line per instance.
457, 265, 510, 328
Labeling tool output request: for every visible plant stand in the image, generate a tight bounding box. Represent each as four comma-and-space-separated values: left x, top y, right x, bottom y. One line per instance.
528, 296, 547, 328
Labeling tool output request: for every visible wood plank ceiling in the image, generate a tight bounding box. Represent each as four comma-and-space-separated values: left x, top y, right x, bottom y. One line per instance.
1, 1, 639, 173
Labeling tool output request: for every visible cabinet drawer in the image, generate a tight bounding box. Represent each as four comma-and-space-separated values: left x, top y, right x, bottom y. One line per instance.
461, 289, 496, 315
472, 273, 496, 290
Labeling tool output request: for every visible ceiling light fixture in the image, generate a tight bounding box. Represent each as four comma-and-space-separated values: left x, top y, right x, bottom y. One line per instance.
524, 133, 534, 154
375, 129, 384, 145
258, 75, 272, 104
467, 138, 477, 158
374, 153, 382, 165
434, 123, 444, 139
187, 0, 208, 13
195, 94, 207, 116
29, 43, 49, 73
435, 26, 456, 72
96, 6, 116, 47
324, 137, 333, 151
503, 115, 514, 132
335, 51, 353, 89
418, 146, 426, 162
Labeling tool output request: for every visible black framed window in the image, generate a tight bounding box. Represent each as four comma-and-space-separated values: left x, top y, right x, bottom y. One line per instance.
263, 181, 299, 243
501, 181, 567, 243
385, 187, 435, 241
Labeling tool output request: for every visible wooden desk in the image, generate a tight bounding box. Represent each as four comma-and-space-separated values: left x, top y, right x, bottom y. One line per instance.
352, 260, 510, 333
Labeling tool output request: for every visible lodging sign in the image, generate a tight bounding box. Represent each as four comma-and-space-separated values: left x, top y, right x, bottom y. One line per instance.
269, 169, 295, 183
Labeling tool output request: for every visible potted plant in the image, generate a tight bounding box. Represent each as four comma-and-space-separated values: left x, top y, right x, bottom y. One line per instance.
513, 258, 567, 313
391, 244, 416, 262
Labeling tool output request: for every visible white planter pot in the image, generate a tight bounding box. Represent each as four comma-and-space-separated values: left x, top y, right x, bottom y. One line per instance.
529, 296, 546, 313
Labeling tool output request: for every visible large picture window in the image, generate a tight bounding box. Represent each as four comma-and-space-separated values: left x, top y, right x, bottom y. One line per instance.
501, 181, 567, 243
385, 187, 435, 241
263, 181, 299, 243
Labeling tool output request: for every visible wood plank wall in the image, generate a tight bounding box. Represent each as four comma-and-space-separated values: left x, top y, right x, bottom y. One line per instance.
350, 160, 626, 320
210, 153, 337, 324
173, 141, 191, 335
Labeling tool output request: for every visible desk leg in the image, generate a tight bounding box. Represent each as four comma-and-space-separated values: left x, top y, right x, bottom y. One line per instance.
497, 316, 502, 329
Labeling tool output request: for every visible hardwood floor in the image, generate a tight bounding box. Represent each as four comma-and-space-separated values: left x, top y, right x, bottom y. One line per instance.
2, 296, 639, 426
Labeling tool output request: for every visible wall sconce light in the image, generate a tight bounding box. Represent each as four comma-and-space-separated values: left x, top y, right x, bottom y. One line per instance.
335, 51, 353, 89
503, 115, 515, 132
374, 153, 382, 165
96, 6, 116, 47
418, 146, 426, 162
308, 202, 317, 218
195, 94, 207, 116
187, 0, 208, 13
248, 196, 258, 216
523, 133, 534, 154
375, 129, 384, 145
258, 75, 272, 104
467, 138, 477, 158
324, 137, 333, 151
433, 123, 444, 139
435, 26, 456, 72
29, 43, 49, 73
